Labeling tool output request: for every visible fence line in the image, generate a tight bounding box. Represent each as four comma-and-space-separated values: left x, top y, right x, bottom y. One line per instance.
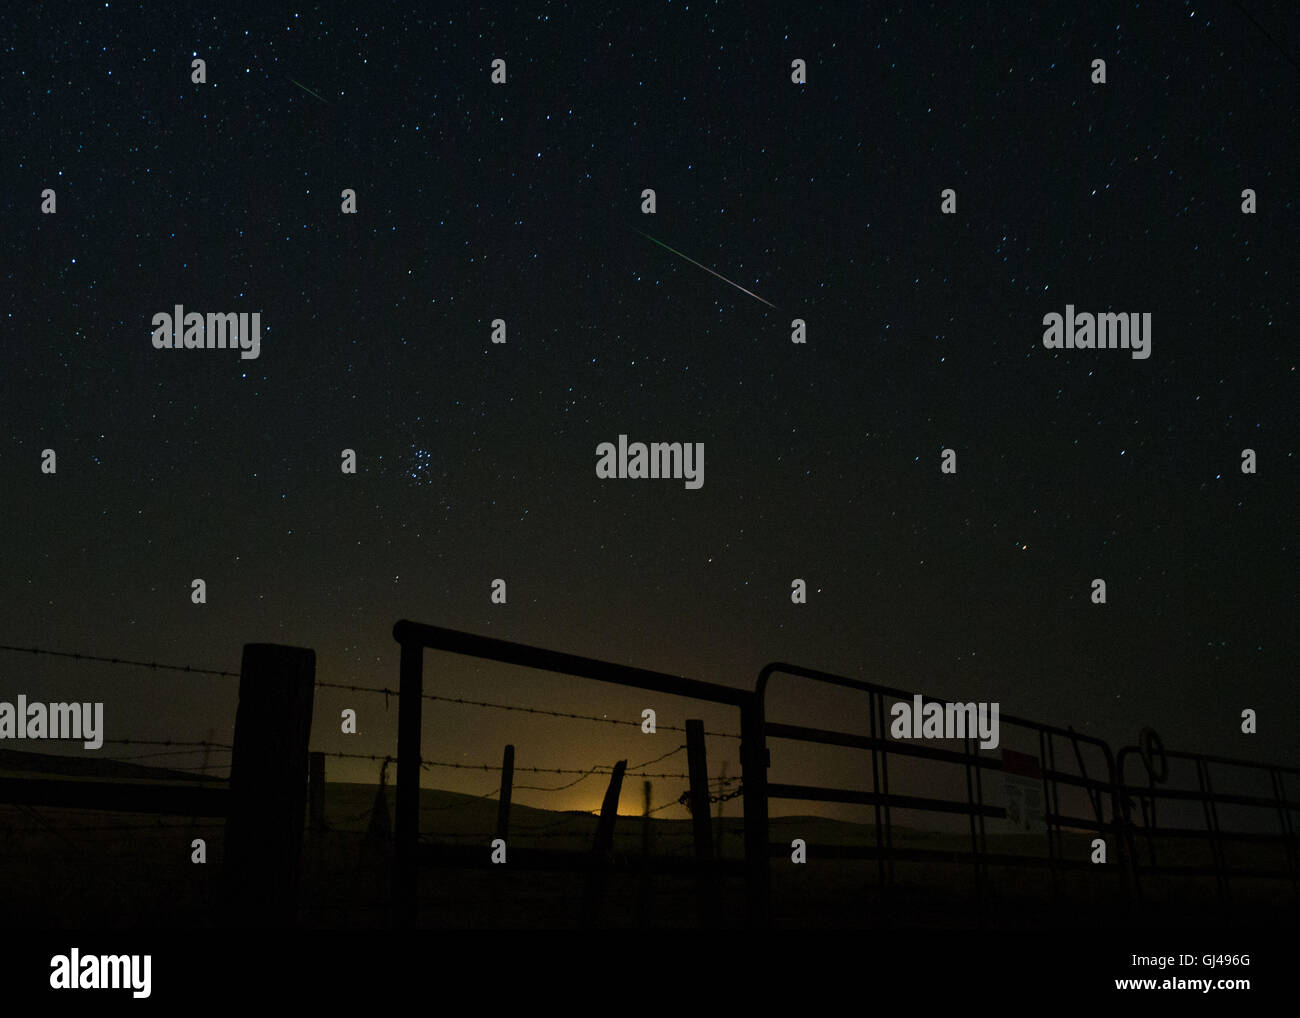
12, 633, 1294, 930
0, 643, 741, 739
2, 820, 226, 832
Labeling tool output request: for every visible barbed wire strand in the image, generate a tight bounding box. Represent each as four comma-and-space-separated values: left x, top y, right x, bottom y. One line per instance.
1, 821, 225, 833
316, 750, 689, 779
315, 680, 741, 739
627, 744, 686, 770
95, 748, 232, 763
92, 760, 229, 774
0, 643, 238, 677
101, 739, 233, 749
514, 766, 605, 792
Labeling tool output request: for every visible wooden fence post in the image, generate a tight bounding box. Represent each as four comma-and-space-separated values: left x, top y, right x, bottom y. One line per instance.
309, 751, 326, 834
637, 779, 652, 927
686, 719, 720, 926
395, 640, 423, 929
741, 700, 771, 928
359, 759, 393, 924
581, 760, 626, 926
491, 744, 515, 929
715, 761, 728, 860
496, 744, 515, 842
222, 643, 316, 927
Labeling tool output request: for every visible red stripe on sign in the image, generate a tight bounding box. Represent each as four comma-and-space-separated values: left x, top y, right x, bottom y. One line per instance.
1002, 748, 1041, 778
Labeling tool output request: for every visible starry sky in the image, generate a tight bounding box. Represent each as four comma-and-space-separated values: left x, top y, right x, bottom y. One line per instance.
3, 2, 1296, 820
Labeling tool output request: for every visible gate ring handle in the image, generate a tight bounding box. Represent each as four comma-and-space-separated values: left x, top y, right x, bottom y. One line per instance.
1139, 727, 1168, 784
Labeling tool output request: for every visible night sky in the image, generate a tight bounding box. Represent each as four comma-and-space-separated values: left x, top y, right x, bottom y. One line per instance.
3, 2, 1296, 819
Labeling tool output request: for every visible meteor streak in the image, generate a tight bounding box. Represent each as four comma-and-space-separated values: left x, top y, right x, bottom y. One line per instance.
288, 76, 330, 104
630, 227, 777, 309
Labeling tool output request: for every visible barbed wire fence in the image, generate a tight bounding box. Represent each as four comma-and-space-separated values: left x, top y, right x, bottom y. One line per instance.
0, 642, 742, 854
0, 640, 747, 930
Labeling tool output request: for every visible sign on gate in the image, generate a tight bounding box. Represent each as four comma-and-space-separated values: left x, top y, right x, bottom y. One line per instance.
1000, 748, 1045, 833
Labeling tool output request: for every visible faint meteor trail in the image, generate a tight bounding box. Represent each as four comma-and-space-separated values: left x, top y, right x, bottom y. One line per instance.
630, 227, 778, 309
287, 76, 330, 104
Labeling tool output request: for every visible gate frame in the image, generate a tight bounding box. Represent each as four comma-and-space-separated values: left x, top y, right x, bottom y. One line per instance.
390, 619, 766, 927
754, 661, 1127, 925
1116, 743, 1300, 918
384, 622, 1298, 930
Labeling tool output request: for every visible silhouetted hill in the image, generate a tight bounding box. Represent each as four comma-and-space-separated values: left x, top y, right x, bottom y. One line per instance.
0, 747, 213, 783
